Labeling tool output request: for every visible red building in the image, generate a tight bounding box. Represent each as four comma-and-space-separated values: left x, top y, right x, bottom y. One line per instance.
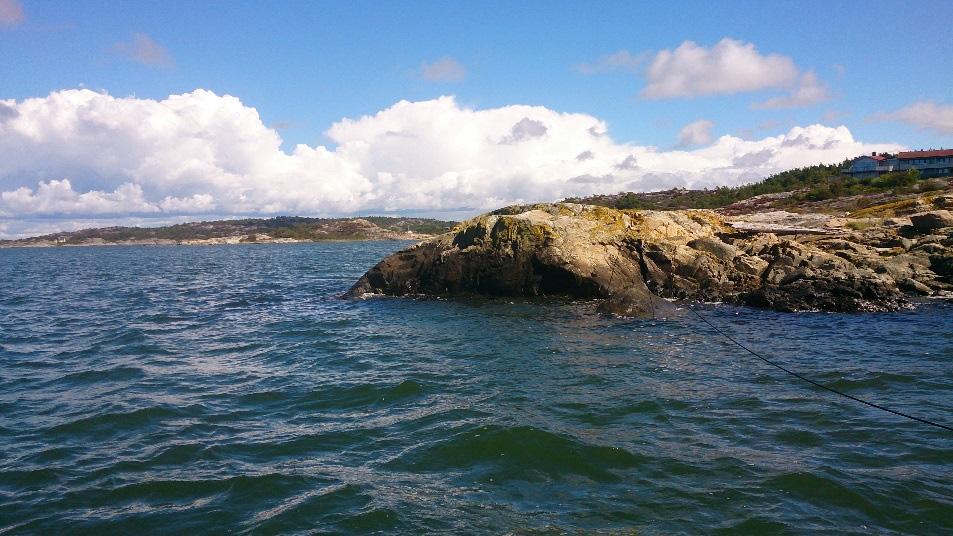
896, 149, 953, 178
844, 149, 953, 179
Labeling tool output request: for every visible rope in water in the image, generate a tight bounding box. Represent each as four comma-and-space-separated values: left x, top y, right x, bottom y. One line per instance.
605, 233, 948, 431
685, 305, 953, 433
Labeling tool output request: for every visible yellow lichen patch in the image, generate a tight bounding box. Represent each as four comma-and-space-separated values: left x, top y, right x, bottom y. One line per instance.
845, 218, 882, 231
582, 205, 623, 222
451, 213, 493, 234
448, 215, 500, 249
917, 190, 952, 206
511, 209, 557, 227
685, 210, 730, 232
618, 211, 720, 244
553, 203, 579, 217
850, 198, 921, 218
577, 208, 630, 241
489, 215, 555, 248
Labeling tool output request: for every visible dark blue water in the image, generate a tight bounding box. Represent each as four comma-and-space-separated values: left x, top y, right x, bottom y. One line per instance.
1, 242, 951, 534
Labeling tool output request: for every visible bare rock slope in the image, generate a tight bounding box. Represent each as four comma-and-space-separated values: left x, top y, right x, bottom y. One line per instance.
347, 203, 953, 315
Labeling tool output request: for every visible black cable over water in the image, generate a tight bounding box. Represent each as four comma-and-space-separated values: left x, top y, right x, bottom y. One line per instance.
686, 305, 953, 433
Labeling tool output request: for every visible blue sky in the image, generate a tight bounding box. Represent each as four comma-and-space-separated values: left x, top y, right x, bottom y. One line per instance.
0, 0, 951, 237
4, 0, 951, 148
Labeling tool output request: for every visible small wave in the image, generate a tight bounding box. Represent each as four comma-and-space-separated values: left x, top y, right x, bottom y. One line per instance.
0, 295, 30, 306
56, 366, 145, 386
236, 390, 289, 405
50, 344, 104, 360
91, 472, 312, 507
245, 483, 391, 533
134, 313, 192, 324
565, 399, 688, 425
95, 328, 150, 347
826, 372, 916, 391
44, 404, 204, 438
772, 428, 823, 447
82, 443, 213, 479
615, 399, 683, 415
293, 379, 425, 411
765, 471, 880, 515
0, 467, 62, 491
385, 424, 643, 483
213, 428, 371, 460
204, 341, 271, 356
338, 507, 401, 533
714, 517, 790, 534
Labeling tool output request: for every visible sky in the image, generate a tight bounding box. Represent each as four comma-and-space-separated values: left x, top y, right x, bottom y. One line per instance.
1, 0, 952, 238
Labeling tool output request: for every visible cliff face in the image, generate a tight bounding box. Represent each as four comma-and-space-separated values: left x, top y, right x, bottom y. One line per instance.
347, 203, 953, 316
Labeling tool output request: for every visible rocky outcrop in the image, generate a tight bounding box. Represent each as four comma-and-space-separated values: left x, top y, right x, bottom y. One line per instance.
347, 203, 953, 316
932, 195, 953, 209
910, 210, 953, 233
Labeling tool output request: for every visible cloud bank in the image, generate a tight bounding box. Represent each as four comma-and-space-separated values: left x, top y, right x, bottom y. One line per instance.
0, 89, 902, 238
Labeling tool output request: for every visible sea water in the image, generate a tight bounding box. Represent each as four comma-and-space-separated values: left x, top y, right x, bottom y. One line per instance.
1, 242, 951, 534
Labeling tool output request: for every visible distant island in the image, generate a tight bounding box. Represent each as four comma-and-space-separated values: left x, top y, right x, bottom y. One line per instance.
0, 216, 457, 248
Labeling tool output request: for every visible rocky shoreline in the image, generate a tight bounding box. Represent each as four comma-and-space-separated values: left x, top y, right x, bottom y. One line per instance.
347, 198, 953, 315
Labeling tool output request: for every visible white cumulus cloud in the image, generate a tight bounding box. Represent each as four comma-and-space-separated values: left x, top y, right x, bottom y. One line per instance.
753, 70, 830, 109
642, 38, 801, 99
677, 119, 715, 147
0, 89, 904, 238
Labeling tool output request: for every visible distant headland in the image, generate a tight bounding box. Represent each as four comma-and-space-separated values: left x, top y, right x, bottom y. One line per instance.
0, 216, 456, 248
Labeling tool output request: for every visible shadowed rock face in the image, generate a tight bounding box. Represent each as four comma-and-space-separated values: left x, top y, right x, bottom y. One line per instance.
347, 203, 953, 316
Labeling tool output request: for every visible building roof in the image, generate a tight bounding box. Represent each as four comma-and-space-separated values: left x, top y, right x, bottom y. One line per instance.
898, 149, 953, 159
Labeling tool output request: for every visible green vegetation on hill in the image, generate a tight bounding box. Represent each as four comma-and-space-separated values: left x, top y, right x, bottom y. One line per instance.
563, 161, 939, 210
362, 217, 457, 235
5, 216, 457, 246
